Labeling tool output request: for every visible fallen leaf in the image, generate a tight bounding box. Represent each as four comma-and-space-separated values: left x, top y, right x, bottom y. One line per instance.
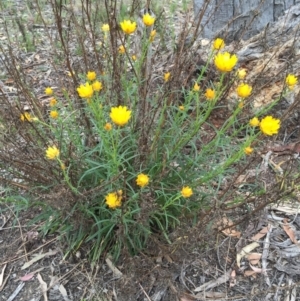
195, 291, 227, 299
229, 269, 236, 287
19, 274, 34, 282
246, 253, 262, 265
249, 264, 267, 275
37, 273, 48, 301
282, 219, 298, 244
251, 225, 271, 241
21, 249, 57, 270
59, 284, 70, 301
194, 269, 232, 292
19, 267, 44, 282
217, 217, 241, 238
244, 270, 257, 277
180, 293, 196, 301
105, 257, 123, 278
237, 242, 260, 268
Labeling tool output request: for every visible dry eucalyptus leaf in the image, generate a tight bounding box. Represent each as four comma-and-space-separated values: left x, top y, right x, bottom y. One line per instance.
237, 242, 260, 268
21, 250, 57, 270
37, 273, 48, 301
249, 264, 267, 275
282, 219, 298, 245
244, 270, 257, 277
229, 269, 236, 287
246, 253, 262, 265
251, 225, 271, 241
218, 217, 241, 238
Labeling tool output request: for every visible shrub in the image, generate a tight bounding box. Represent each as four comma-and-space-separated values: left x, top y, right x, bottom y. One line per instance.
0, 0, 296, 261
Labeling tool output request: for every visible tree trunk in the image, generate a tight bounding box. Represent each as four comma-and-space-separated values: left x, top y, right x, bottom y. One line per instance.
194, 0, 300, 41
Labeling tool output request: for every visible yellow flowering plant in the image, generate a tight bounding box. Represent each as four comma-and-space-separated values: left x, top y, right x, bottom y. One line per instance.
2, 0, 298, 264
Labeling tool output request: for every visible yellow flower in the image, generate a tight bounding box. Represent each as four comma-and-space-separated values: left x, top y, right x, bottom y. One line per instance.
193, 82, 200, 92
92, 80, 103, 91
120, 20, 137, 35
87, 71, 96, 81
104, 122, 112, 131
181, 186, 193, 198
205, 88, 215, 100
20, 112, 32, 122
136, 173, 150, 187
179, 105, 185, 111
164, 72, 171, 82
45, 146, 60, 160
244, 146, 253, 155
77, 82, 94, 99
45, 87, 53, 95
149, 30, 156, 42
143, 13, 155, 26
118, 45, 125, 54
238, 101, 244, 109
49, 98, 57, 107
260, 116, 281, 136
50, 110, 59, 119
236, 83, 252, 98
132, 55, 137, 61
213, 38, 225, 50
237, 68, 247, 80
105, 191, 122, 209
249, 117, 260, 127
110, 106, 131, 126
102, 23, 110, 32
61, 163, 66, 170
286, 74, 298, 89
214, 52, 238, 72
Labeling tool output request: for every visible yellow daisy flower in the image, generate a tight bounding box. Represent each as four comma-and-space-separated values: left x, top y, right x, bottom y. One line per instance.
193, 82, 200, 92
213, 38, 225, 50
120, 20, 137, 35
45, 146, 60, 160
77, 82, 94, 99
50, 110, 59, 119
143, 13, 155, 26
49, 98, 57, 107
110, 106, 131, 126
164, 72, 171, 82
20, 112, 32, 122
236, 83, 252, 98
136, 173, 150, 187
205, 88, 215, 100
260, 116, 280, 136
45, 87, 53, 96
244, 147, 253, 155
249, 117, 260, 127
118, 45, 126, 54
105, 191, 122, 209
104, 122, 112, 131
149, 30, 156, 42
237, 68, 247, 80
214, 52, 238, 72
86, 71, 96, 81
102, 23, 110, 32
181, 186, 193, 198
286, 74, 298, 89
92, 80, 103, 92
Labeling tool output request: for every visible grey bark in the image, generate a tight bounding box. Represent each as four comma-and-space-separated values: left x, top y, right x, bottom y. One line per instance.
194, 0, 300, 41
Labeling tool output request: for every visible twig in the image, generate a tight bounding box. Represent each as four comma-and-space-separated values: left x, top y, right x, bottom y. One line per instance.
139, 283, 152, 301
261, 224, 273, 286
